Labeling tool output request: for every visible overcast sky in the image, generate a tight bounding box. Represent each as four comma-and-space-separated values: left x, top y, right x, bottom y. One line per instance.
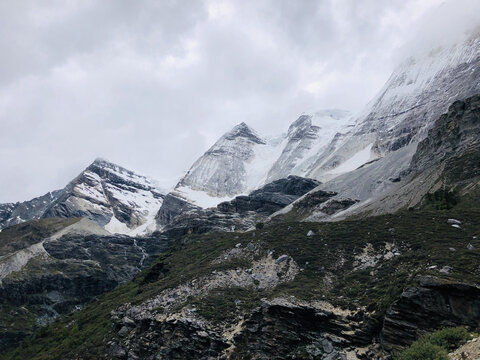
1, 0, 479, 202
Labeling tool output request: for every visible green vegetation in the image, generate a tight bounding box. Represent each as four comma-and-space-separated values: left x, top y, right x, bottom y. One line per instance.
423, 326, 471, 351
425, 189, 459, 210
396, 341, 448, 360
191, 287, 264, 323
395, 327, 471, 360
3, 206, 480, 359
255, 222, 264, 230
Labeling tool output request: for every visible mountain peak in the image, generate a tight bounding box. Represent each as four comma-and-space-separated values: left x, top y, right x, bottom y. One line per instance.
88, 158, 132, 177
92, 157, 110, 165
224, 122, 266, 144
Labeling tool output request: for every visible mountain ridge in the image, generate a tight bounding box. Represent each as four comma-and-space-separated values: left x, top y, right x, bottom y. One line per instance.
0, 159, 165, 235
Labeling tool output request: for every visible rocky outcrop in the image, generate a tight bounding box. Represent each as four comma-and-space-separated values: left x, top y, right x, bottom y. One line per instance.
155, 192, 199, 226
409, 95, 480, 174
232, 299, 376, 359
0, 191, 64, 230
218, 176, 321, 215
270, 187, 359, 222
107, 251, 301, 359
382, 276, 480, 350
107, 296, 378, 360
160, 176, 321, 237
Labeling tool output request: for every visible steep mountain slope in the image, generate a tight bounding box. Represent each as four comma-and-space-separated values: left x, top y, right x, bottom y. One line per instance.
266, 110, 352, 183
329, 93, 480, 220
269, 93, 480, 223
0, 159, 165, 235
306, 32, 480, 187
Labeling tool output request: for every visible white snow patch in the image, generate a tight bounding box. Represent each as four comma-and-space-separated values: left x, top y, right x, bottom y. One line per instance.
244, 136, 287, 190
175, 186, 234, 209
105, 216, 131, 235
329, 143, 375, 175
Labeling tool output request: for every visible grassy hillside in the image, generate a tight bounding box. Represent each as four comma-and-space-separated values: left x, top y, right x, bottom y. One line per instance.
4, 204, 480, 359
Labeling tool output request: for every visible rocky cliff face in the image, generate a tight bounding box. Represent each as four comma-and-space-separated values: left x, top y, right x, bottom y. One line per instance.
161, 176, 321, 238
409, 94, 480, 173
0, 159, 165, 235
382, 276, 480, 351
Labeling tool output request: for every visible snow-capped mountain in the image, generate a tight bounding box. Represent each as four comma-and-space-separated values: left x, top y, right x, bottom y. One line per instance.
156, 110, 352, 225
309, 32, 480, 180
162, 111, 351, 213
158, 31, 480, 225
306, 30, 480, 203
175, 122, 285, 205
0, 159, 165, 235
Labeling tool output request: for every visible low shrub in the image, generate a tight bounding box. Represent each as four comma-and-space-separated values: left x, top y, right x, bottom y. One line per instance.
396, 341, 448, 360
396, 327, 470, 360
423, 326, 470, 351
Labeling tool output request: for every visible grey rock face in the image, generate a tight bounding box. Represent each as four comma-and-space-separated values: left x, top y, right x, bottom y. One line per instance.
409, 94, 480, 174
160, 176, 320, 237
382, 276, 480, 350
250, 175, 321, 197
155, 192, 200, 226
218, 175, 321, 215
